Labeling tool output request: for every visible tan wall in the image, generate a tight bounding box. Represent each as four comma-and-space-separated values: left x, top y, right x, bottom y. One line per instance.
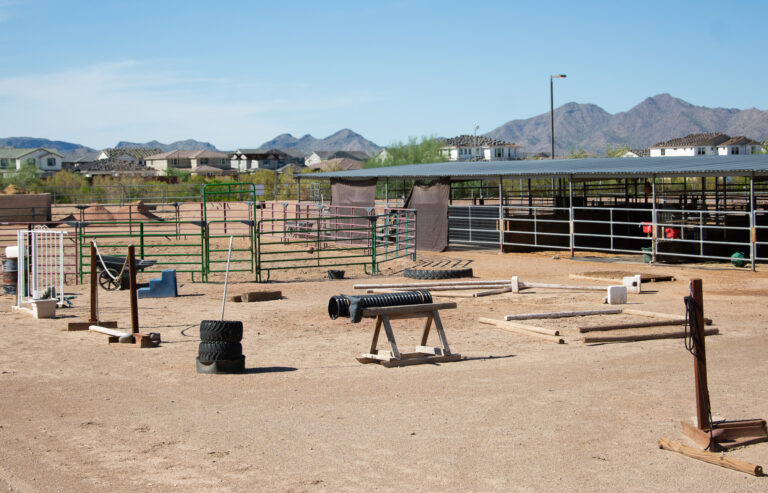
0, 193, 52, 222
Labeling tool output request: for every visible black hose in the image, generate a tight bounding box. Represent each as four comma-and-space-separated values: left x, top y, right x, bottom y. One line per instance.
328, 290, 432, 323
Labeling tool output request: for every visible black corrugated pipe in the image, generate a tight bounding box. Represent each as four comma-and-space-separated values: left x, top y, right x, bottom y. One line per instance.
328, 290, 432, 323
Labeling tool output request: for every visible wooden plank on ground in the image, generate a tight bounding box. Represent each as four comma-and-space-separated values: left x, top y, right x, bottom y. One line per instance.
578, 319, 686, 333
506, 309, 622, 321
582, 328, 719, 344
478, 317, 564, 343
658, 438, 763, 476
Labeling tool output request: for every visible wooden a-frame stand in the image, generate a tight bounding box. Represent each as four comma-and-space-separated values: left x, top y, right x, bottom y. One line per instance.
680, 279, 768, 451
356, 302, 462, 368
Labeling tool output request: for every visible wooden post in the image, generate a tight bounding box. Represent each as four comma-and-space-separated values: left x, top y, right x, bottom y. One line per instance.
128, 245, 139, 335
690, 279, 710, 431
89, 242, 98, 323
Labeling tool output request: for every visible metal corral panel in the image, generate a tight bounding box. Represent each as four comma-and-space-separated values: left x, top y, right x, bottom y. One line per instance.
303, 155, 768, 181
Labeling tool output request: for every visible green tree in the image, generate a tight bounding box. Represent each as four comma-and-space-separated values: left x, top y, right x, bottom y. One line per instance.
568, 147, 589, 159
761, 136, 768, 154
364, 136, 447, 168
5, 163, 42, 190
165, 167, 191, 182
605, 144, 631, 158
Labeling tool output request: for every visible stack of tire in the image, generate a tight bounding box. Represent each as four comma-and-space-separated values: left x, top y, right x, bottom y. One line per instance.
2, 258, 18, 295
196, 320, 245, 374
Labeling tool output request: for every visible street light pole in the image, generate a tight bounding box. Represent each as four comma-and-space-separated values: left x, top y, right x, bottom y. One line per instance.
550, 74, 566, 160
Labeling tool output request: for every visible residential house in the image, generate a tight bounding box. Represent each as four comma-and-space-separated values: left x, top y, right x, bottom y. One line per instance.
145, 150, 230, 172
621, 148, 650, 158
0, 148, 63, 174
440, 135, 521, 161
230, 148, 306, 172
97, 147, 162, 164
73, 160, 159, 178
307, 157, 364, 172
304, 150, 369, 166
716, 136, 762, 156
650, 133, 731, 157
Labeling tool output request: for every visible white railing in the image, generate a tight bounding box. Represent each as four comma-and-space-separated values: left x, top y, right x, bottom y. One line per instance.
16, 227, 66, 308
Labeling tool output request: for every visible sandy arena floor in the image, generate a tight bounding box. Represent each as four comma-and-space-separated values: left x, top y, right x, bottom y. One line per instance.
1, 248, 767, 492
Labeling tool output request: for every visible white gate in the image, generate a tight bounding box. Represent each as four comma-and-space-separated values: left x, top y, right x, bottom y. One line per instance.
15, 227, 66, 308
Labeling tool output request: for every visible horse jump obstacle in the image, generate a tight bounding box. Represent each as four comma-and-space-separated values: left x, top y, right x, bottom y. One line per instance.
357, 302, 462, 367
86, 244, 160, 348
67, 242, 118, 331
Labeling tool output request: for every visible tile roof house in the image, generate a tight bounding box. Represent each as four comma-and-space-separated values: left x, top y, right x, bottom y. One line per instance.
0, 148, 63, 174
145, 150, 230, 172
307, 157, 364, 172
97, 147, 163, 164
230, 148, 306, 172
73, 159, 159, 177
650, 133, 731, 157
304, 150, 369, 166
440, 135, 521, 161
621, 148, 650, 158
716, 136, 762, 156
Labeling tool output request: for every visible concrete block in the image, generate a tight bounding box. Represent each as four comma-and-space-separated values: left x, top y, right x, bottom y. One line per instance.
138, 269, 178, 299
606, 285, 627, 305
622, 274, 642, 294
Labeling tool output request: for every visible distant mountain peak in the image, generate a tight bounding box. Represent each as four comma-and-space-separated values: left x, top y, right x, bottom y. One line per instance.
485, 95, 768, 155
258, 129, 381, 154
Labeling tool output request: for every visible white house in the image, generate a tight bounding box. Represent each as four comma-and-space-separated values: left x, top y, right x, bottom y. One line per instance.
440, 135, 521, 161
304, 150, 369, 166
716, 136, 762, 156
145, 150, 230, 172
650, 133, 731, 157
230, 148, 306, 172
0, 148, 63, 174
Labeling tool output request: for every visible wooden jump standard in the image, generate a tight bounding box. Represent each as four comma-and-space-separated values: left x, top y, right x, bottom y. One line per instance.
679, 279, 767, 452
66, 242, 118, 331
356, 302, 462, 368
87, 245, 160, 348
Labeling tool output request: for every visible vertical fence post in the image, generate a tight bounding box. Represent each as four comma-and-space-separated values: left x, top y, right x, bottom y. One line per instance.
128, 245, 139, 335
569, 176, 574, 257
139, 222, 145, 259
652, 175, 657, 263
498, 177, 504, 253
750, 174, 756, 271
370, 215, 377, 274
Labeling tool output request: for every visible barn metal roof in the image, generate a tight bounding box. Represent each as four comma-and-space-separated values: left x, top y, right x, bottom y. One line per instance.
299, 155, 768, 182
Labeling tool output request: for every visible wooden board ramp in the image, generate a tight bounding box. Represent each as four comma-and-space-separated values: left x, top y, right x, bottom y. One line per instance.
357, 302, 461, 368
505, 309, 621, 321
582, 328, 719, 344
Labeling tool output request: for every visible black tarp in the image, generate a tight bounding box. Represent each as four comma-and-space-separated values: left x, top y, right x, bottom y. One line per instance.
405, 178, 450, 252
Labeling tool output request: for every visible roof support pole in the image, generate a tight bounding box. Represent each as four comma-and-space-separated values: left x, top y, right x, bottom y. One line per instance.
569, 176, 574, 257
652, 175, 657, 264
385, 179, 389, 208
499, 177, 504, 253
297, 175, 301, 203
750, 173, 756, 272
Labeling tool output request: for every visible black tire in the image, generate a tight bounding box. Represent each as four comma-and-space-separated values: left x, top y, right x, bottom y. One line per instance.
198, 341, 242, 361
403, 268, 473, 280
199, 320, 243, 342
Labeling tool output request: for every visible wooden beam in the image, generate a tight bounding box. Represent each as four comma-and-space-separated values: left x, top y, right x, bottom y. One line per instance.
506, 309, 622, 321
658, 438, 763, 476
362, 302, 457, 316
478, 317, 564, 343
623, 308, 712, 325
519, 281, 606, 291
579, 319, 687, 333
89, 325, 130, 338
582, 328, 719, 344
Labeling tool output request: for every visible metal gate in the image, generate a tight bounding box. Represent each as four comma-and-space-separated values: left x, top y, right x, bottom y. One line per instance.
16, 227, 66, 307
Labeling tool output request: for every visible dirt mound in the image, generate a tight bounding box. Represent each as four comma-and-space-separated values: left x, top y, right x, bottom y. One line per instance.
112, 200, 161, 221
82, 204, 114, 222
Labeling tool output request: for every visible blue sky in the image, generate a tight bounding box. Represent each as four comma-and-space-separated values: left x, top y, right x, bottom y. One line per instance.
1, 0, 766, 149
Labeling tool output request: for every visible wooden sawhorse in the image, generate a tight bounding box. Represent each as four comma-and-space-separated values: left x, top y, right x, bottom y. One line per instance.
356, 302, 462, 367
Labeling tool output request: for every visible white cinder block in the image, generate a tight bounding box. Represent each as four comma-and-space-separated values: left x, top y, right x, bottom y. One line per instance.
5, 245, 18, 258
622, 275, 642, 294
607, 285, 627, 305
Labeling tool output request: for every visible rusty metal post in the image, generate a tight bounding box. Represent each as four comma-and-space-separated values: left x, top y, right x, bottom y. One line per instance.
690, 279, 710, 431
128, 245, 139, 334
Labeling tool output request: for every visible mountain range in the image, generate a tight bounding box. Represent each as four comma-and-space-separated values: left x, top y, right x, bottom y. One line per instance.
2, 94, 767, 158
485, 93, 768, 155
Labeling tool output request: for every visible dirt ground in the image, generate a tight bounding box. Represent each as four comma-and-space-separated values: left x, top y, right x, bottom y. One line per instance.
1, 248, 768, 492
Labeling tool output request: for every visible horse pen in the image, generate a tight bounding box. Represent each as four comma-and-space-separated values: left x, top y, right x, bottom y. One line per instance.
1, 176, 767, 491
